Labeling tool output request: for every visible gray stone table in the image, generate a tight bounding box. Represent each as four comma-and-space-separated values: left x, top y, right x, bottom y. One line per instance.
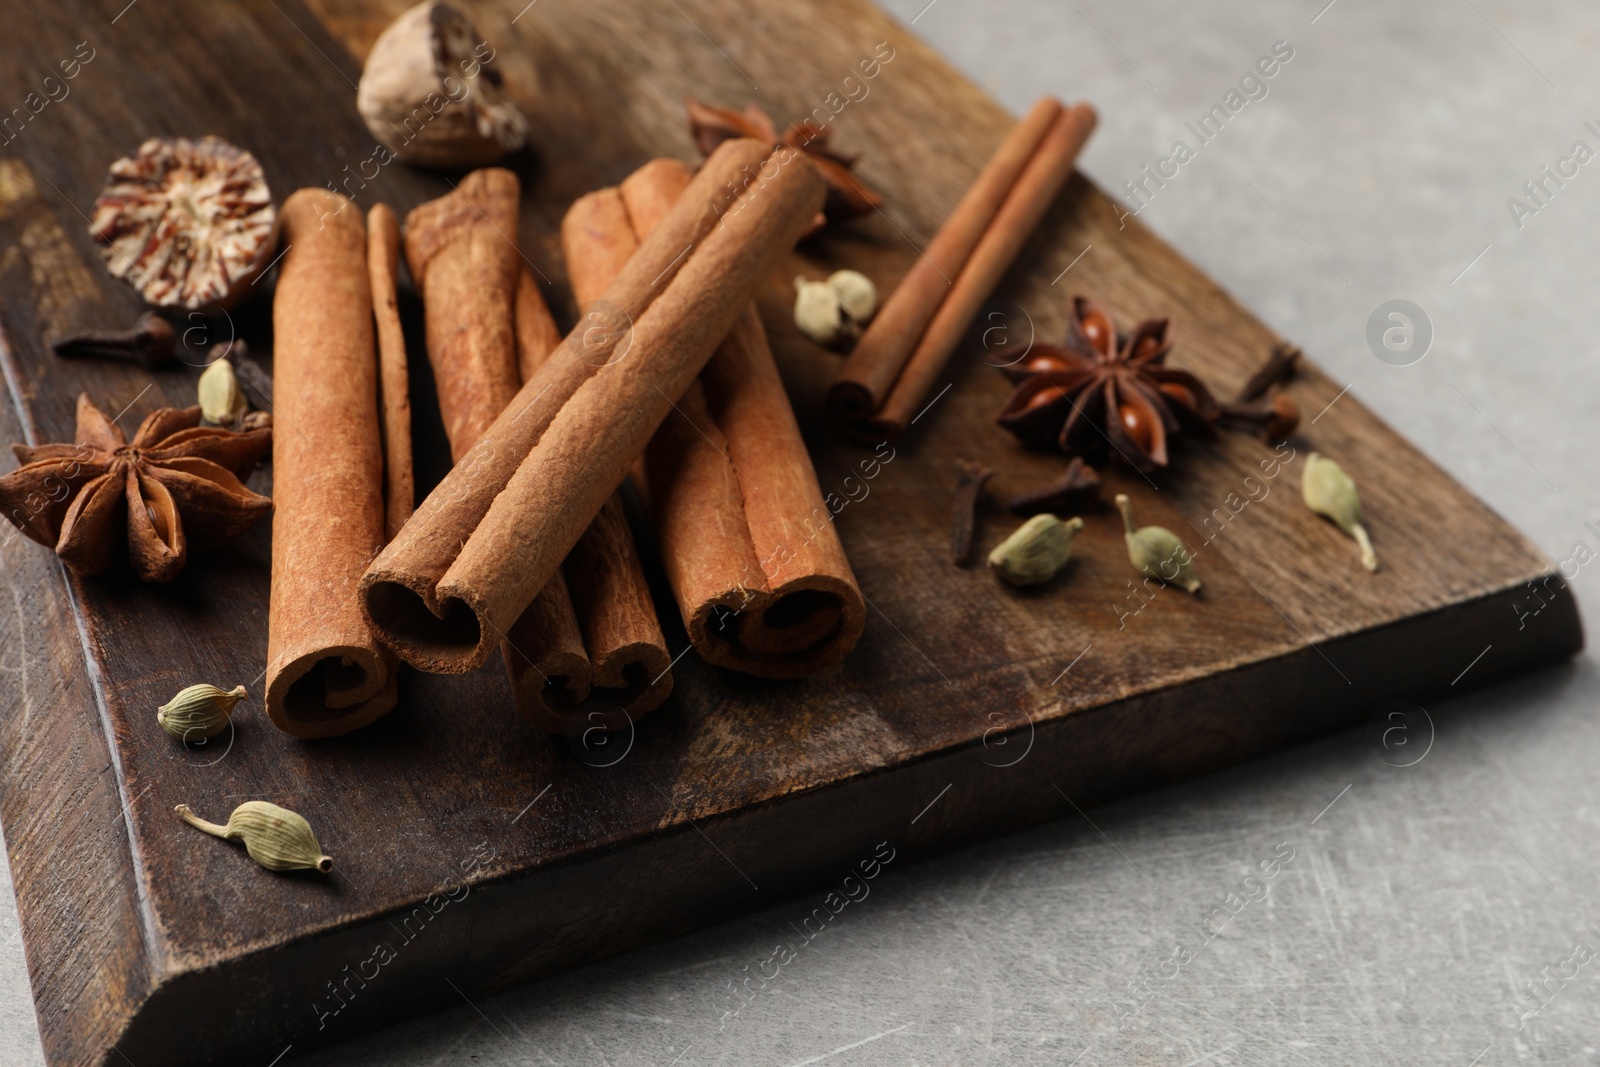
3, 0, 1597, 1063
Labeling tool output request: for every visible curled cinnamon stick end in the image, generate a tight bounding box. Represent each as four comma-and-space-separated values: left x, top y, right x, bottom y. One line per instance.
368, 203, 414, 536
1007, 457, 1100, 514
951, 460, 994, 566
266, 189, 398, 738
503, 568, 592, 731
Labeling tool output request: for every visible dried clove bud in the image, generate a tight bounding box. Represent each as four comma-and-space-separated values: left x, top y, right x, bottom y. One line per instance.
1007, 457, 1101, 514
950, 460, 995, 565
1116, 493, 1200, 594
1237, 342, 1301, 402
175, 800, 333, 873
51, 312, 176, 368
988, 513, 1083, 587
198, 358, 248, 425
1219, 392, 1299, 442
158, 683, 246, 742
1302, 452, 1377, 572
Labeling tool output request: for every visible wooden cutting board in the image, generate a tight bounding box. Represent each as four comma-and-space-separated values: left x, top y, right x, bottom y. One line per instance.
0, 1, 1580, 1063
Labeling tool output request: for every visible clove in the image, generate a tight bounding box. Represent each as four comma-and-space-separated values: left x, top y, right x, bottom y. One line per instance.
1008, 457, 1101, 514
51, 312, 176, 368
1237, 342, 1300, 402
951, 460, 995, 566
1219, 393, 1299, 442
209, 342, 274, 407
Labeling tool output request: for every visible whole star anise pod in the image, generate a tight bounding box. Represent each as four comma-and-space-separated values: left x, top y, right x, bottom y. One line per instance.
996, 296, 1220, 472
0, 393, 271, 582
685, 97, 884, 225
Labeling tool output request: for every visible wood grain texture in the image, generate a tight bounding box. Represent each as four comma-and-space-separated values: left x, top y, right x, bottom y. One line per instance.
0, 1, 1580, 1064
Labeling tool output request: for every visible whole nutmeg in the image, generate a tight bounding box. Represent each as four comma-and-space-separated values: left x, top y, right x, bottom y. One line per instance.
826, 269, 877, 323
357, 1, 529, 169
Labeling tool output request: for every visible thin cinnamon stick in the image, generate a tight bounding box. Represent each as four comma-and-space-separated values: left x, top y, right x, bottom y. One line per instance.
869, 104, 1098, 438
615, 159, 867, 677
265, 189, 398, 738
368, 203, 414, 535
827, 97, 1065, 422
509, 196, 671, 724
404, 171, 644, 723
360, 138, 823, 674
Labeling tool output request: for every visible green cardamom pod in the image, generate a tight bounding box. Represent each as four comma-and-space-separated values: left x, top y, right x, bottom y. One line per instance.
198, 358, 248, 425
176, 801, 333, 873
157, 683, 246, 742
1116, 493, 1201, 594
1302, 452, 1377, 572
987, 514, 1084, 586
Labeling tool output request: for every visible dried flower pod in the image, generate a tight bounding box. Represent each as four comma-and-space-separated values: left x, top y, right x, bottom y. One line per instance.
357, 1, 529, 169
1302, 452, 1378, 572
1116, 493, 1200, 594
89, 137, 277, 312
988, 513, 1084, 586
158, 683, 246, 742
794, 276, 845, 345
198, 358, 248, 425
826, 269, 877, 323
175, 801, 333, 873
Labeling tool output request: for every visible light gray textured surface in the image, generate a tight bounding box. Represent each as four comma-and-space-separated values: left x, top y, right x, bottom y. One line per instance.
4, 0, 1598, 1063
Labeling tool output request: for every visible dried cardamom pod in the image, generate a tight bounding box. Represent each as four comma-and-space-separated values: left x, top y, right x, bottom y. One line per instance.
175, 801, 333, 873
1116, 493, 1201, 594
198, 358, 248, 425
157, 682, 246, 741
794, 276, 845, 345
988, 514, 1084, 586
1302, 452, 1377, 572
826, 269, 877, 323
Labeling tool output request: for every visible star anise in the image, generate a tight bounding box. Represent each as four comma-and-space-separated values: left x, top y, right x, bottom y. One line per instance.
685, 97, 884, 225
996, 296, 1220, 472
0, 393, 271, 581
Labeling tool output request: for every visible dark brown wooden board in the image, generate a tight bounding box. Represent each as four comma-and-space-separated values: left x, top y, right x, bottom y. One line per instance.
0, 1, 1580, 1064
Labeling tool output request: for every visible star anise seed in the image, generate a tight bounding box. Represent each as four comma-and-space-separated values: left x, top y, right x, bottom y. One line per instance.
0, 393, 271, 582
685, 97, 884, 227
996, 296, 1220, 472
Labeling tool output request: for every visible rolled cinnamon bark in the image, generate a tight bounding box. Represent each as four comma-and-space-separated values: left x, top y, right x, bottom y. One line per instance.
828, 97, 1065, 422
610, 159, 866, 677
502, 197, 672, 729
404, 169, 522, 463
266, 189, 398, 738
868, 104, 1097, 438
405, 171, 590, 709
360, 138, 823, 673
368, 204, 414, 535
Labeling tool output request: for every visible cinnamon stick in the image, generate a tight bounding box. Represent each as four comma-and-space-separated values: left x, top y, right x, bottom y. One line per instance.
827, 97, 1065, 421
368, 203, 414, 535
360, 138, 823, 674
613, 159, 866, 677
404, 169, 522, 462
402, 170, 592, 715
508, 193, 670, 724
868, 103, 1097, 438
265, 190, 398, 738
